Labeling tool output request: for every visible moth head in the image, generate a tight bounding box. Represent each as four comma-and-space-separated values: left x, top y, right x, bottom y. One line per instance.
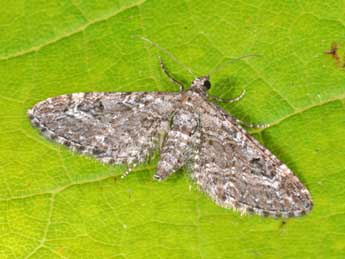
191, 75, 211, 92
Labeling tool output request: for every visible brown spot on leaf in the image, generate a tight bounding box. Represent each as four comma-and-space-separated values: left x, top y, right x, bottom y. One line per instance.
325, 42, 345, 69
325, 42, 339, 60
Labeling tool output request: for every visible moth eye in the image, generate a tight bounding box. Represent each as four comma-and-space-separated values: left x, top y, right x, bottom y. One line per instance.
204, 80, 211, 89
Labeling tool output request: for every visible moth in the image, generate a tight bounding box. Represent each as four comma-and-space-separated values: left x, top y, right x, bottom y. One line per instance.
28, 39, 312, 218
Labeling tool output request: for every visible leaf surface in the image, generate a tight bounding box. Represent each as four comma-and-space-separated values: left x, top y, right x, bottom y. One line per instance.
0, 0, 344, 258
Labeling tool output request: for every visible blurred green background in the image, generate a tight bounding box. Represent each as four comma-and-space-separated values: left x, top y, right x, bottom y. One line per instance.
0, 0, 344, 258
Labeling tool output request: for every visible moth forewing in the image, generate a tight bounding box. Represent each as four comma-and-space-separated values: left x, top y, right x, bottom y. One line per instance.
29, 73, 312, 218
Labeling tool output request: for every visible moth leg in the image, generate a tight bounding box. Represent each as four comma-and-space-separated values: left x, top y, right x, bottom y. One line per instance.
235, 118, 270, 129
154, 109, 199, 180
121, 168, 132, 179
121, 163, 138, 179
159, 56, 185, 91
209, 89, 246, 103
209, 89, 268, 128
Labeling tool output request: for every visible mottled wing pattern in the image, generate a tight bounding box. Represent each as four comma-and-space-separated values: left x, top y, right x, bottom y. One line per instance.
193, 102, 313, 217
28, 92, 180, 165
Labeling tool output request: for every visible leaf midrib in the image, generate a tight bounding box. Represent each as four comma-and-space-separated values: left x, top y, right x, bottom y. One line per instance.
0, 0, 146, 62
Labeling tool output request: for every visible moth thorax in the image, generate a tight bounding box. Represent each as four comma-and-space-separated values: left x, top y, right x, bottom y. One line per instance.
190, 75, 211, 96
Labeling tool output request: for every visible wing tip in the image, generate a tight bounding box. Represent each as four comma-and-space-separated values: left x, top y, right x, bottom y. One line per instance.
27, 104, 55, 138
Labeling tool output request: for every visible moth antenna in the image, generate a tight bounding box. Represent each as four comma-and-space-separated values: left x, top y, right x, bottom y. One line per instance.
208, 54, 261, 76
134, 35, 197, 77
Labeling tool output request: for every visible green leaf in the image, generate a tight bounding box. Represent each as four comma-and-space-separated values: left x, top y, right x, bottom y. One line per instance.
1, 0, 344, 258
